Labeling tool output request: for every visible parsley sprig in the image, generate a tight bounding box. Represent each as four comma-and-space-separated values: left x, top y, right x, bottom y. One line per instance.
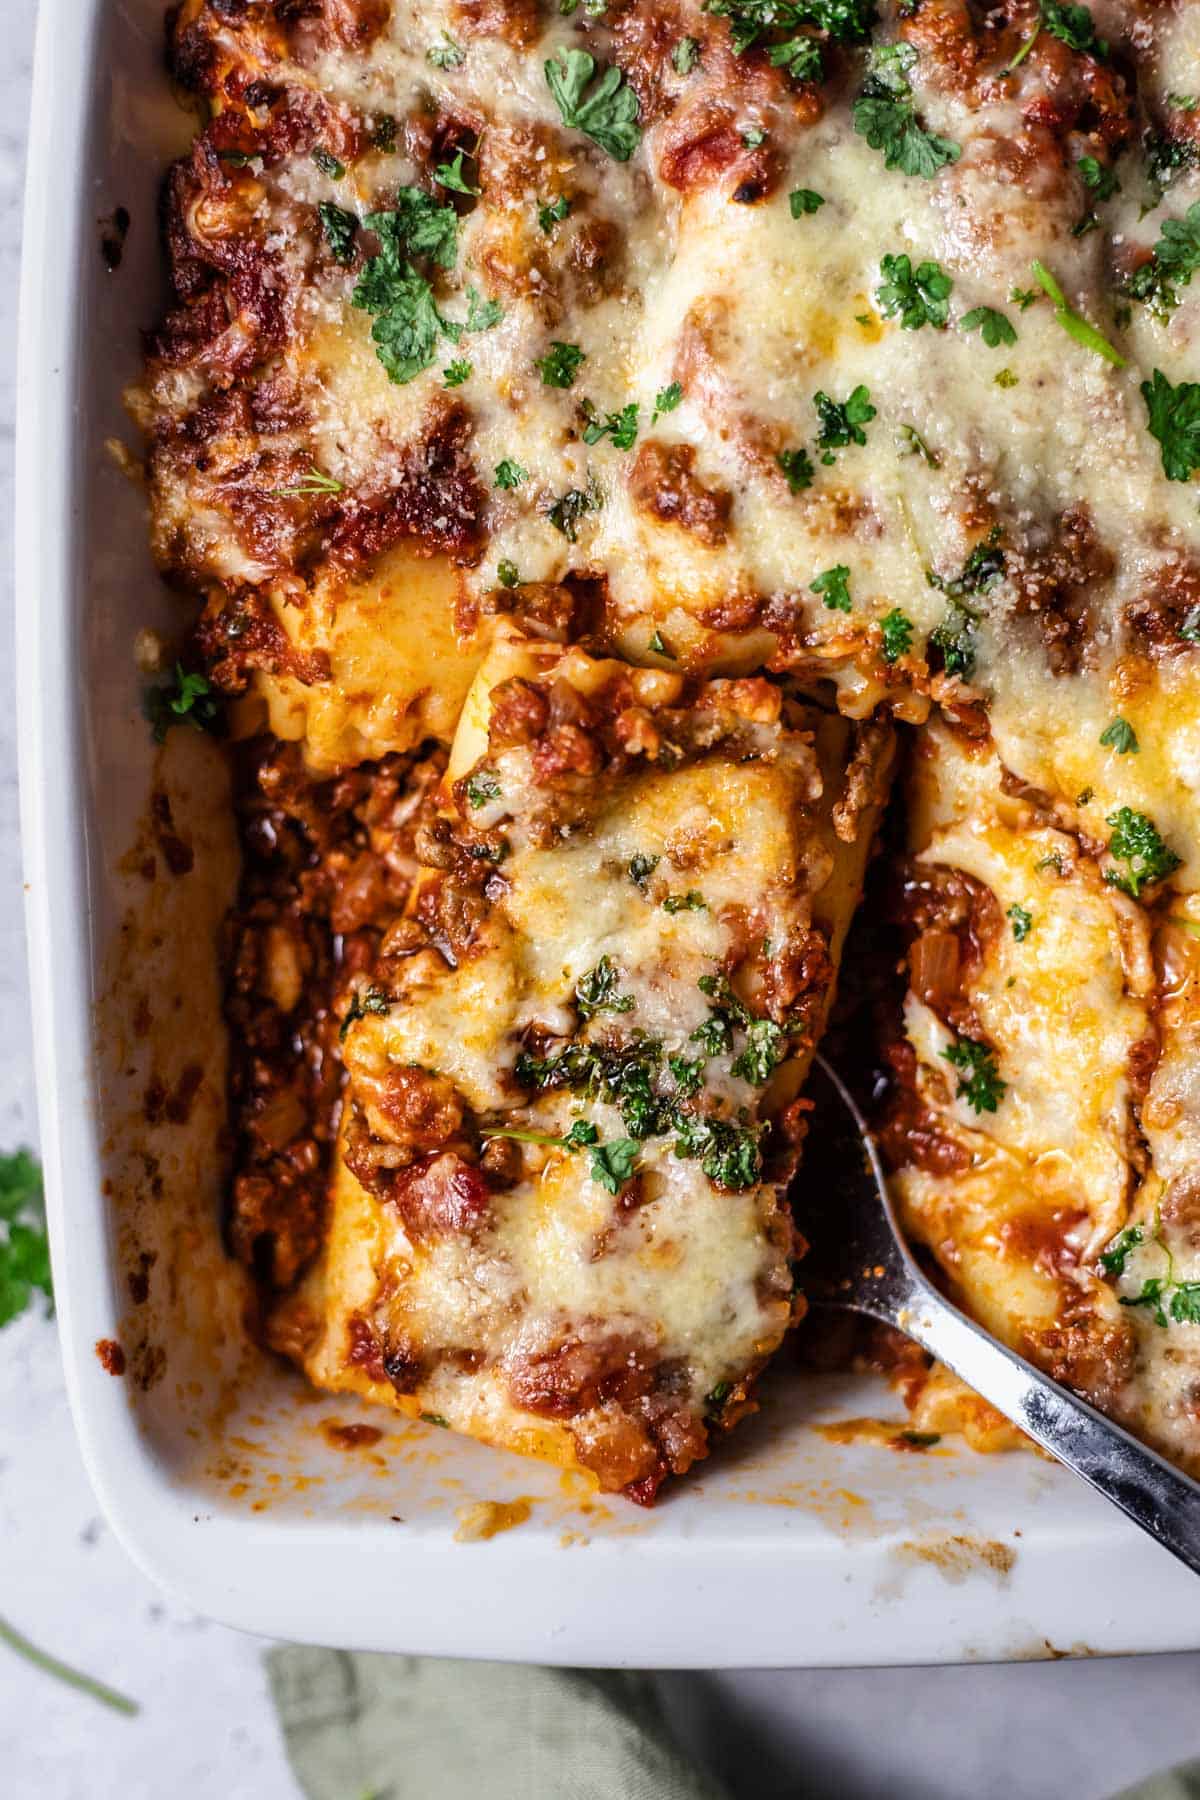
144, 664, 222, 744
876, 253, 953, 330
1105, 807, 1181, 897
0, 1151, 51, 1328
1142, 369, 1200, 482
545, 48, 642, 162
942, 1036, 1006, 1113
1130, 203, 1200, 319
853, 42, 960, 179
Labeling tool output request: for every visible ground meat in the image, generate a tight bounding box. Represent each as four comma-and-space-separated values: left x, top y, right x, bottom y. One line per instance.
628, 440, 732, 547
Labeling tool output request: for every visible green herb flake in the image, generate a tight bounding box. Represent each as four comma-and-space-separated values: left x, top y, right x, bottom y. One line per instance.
876, 253, 953, 330
340, 985, 389, 1041
144, 664, 222, 745
435, 150, 479, 196
466, 771, 501, 809
1100, 1224, 1143, 1278
663, 890, 707, 914
497, 559, 521, 588
312, 147, 346, 180
443, 359, 472, 387
547, 487, 594, 541
1078, 154, 1119, 202
1141, 368, 1200, 482
420, 1412, 450, 1427
537, 341, 586, 388
576, 955, 635, 1020
1006, 902, 1033, 941
0, 1151, 51, 1329
589, 1137, 640, 1194
544, 47, 642, 162
1030, 259, 1126, 366
493, 459, 529, 490
629, 852, 660, 890
879, 608, 914, 663
814, 384, 876, 460
582, 399, 639, 450
777, 446, 815, 491
960, 305, 1017, 348
1099, 716, 1139, 755
673, 36, 701, 75
789, 187, 825, 216
995, 367, 1019, 388
730, 1017, 786, 1085
427, 34, 465, 68
539, 195, 571, 233
852, 43, 960, 179
318, 201, 358, 264
1129, 202, 1200, 317
652, 381, 684, 423
942, 1036, 1007, 1114
811, 563, 852, 612
1105, 806, 1181, 897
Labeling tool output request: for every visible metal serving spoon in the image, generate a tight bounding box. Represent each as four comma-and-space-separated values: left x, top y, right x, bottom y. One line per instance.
801, 1054, 1200, 1579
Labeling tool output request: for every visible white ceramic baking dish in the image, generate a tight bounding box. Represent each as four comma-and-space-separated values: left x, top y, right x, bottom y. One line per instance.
17, 0, 1200, 1665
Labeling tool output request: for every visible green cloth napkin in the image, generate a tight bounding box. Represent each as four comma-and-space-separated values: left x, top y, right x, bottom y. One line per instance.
268, 1646, 1200, 1800
267, 1648, 731, 1800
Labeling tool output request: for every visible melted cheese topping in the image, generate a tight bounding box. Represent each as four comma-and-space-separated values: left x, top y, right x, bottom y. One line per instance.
145, 1, 1200, 1481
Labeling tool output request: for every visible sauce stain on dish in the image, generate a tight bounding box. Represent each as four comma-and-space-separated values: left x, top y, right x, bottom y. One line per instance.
816, 1418, 949, 1454
453, 1499, 534, 1542
95, 1338, 126, 1376
894, 1534, 1017, 1585
321, 1420, 385, 1452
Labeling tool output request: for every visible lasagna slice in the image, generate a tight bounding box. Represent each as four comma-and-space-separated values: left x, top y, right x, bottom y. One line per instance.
882, 719, 1200, 1476
269, 635, 892, 1498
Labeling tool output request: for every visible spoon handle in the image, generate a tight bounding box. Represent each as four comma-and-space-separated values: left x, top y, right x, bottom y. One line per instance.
892, 1274, 1200, 1576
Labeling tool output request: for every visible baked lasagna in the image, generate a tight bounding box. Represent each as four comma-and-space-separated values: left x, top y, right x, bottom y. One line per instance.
133, 0, 1200, 1493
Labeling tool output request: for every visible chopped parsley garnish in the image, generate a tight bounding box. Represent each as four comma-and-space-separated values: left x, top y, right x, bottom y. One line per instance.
582, 400, 639, 449
777, 446, 815, 491
1006, 903, 1033, 941
927, 528, 1006, 605
144, 664, 222, 744
673, 36, 701, 75
547, 487, 595, 541
742, 127, 767, 149
420, 1412, 450, 1427
1041, 0, 1106, 54
1010, 285, 1039, 311
942, 1036, 1006, 1114
539, 195, 571, 233
897, 423, 939, 466
493, 459, 529, 489
789, 188, 825, 216
576, 956, 635, 1019
730, 1017, 786, 1085
879, 608, 914, 663
811, 564, 852, 611
544, 47, 642, 162
318, 201, 358, 264
443, 359, 472, 386
496, 560, 522, 590
629, 852, 660, 890
372, 115, 397, 153
484, 1119, 599, 1153
995, 367, 1018, 388
929, 611, 976, 679
312, 148, 346, 181
853, 42, 960, 179
813, 385, 876, 460
351, 200, 461, 385
466, 771, 501, 809
876, 253, 953, 330
649, 629, 672, 657
768, 37, 823, 80
652, 382, 683, 422
673, 1114, 763, 1191
1099, 716, 1138, 755
340, 985, 389, 1040
960, 305, 1017, 348
537, 341, 586, 388
1105, 806, 1181, 897
705, 0, 877, 58
589, 1138, 641, 1194
271, 465, 345, 498
427, 33, 465, 68
0, 1150, 51, 1328
1030, 260, 1126, 366
1141, 369, 1200, 482
1078, 154, 1119, 202
663, 890, 707, 914
668, 1054, 705, 1097
435, 151, 479, 196
1129, 202, 1200, 318
1181, 606, 1200, 644
705, 1380, 732, 1415
464, 287, 504, 332
1100, 1225, 1143, 1278
1170, 94, 1199, 112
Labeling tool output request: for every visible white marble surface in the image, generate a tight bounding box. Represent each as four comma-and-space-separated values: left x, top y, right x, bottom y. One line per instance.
2, 4, 1200, 1796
